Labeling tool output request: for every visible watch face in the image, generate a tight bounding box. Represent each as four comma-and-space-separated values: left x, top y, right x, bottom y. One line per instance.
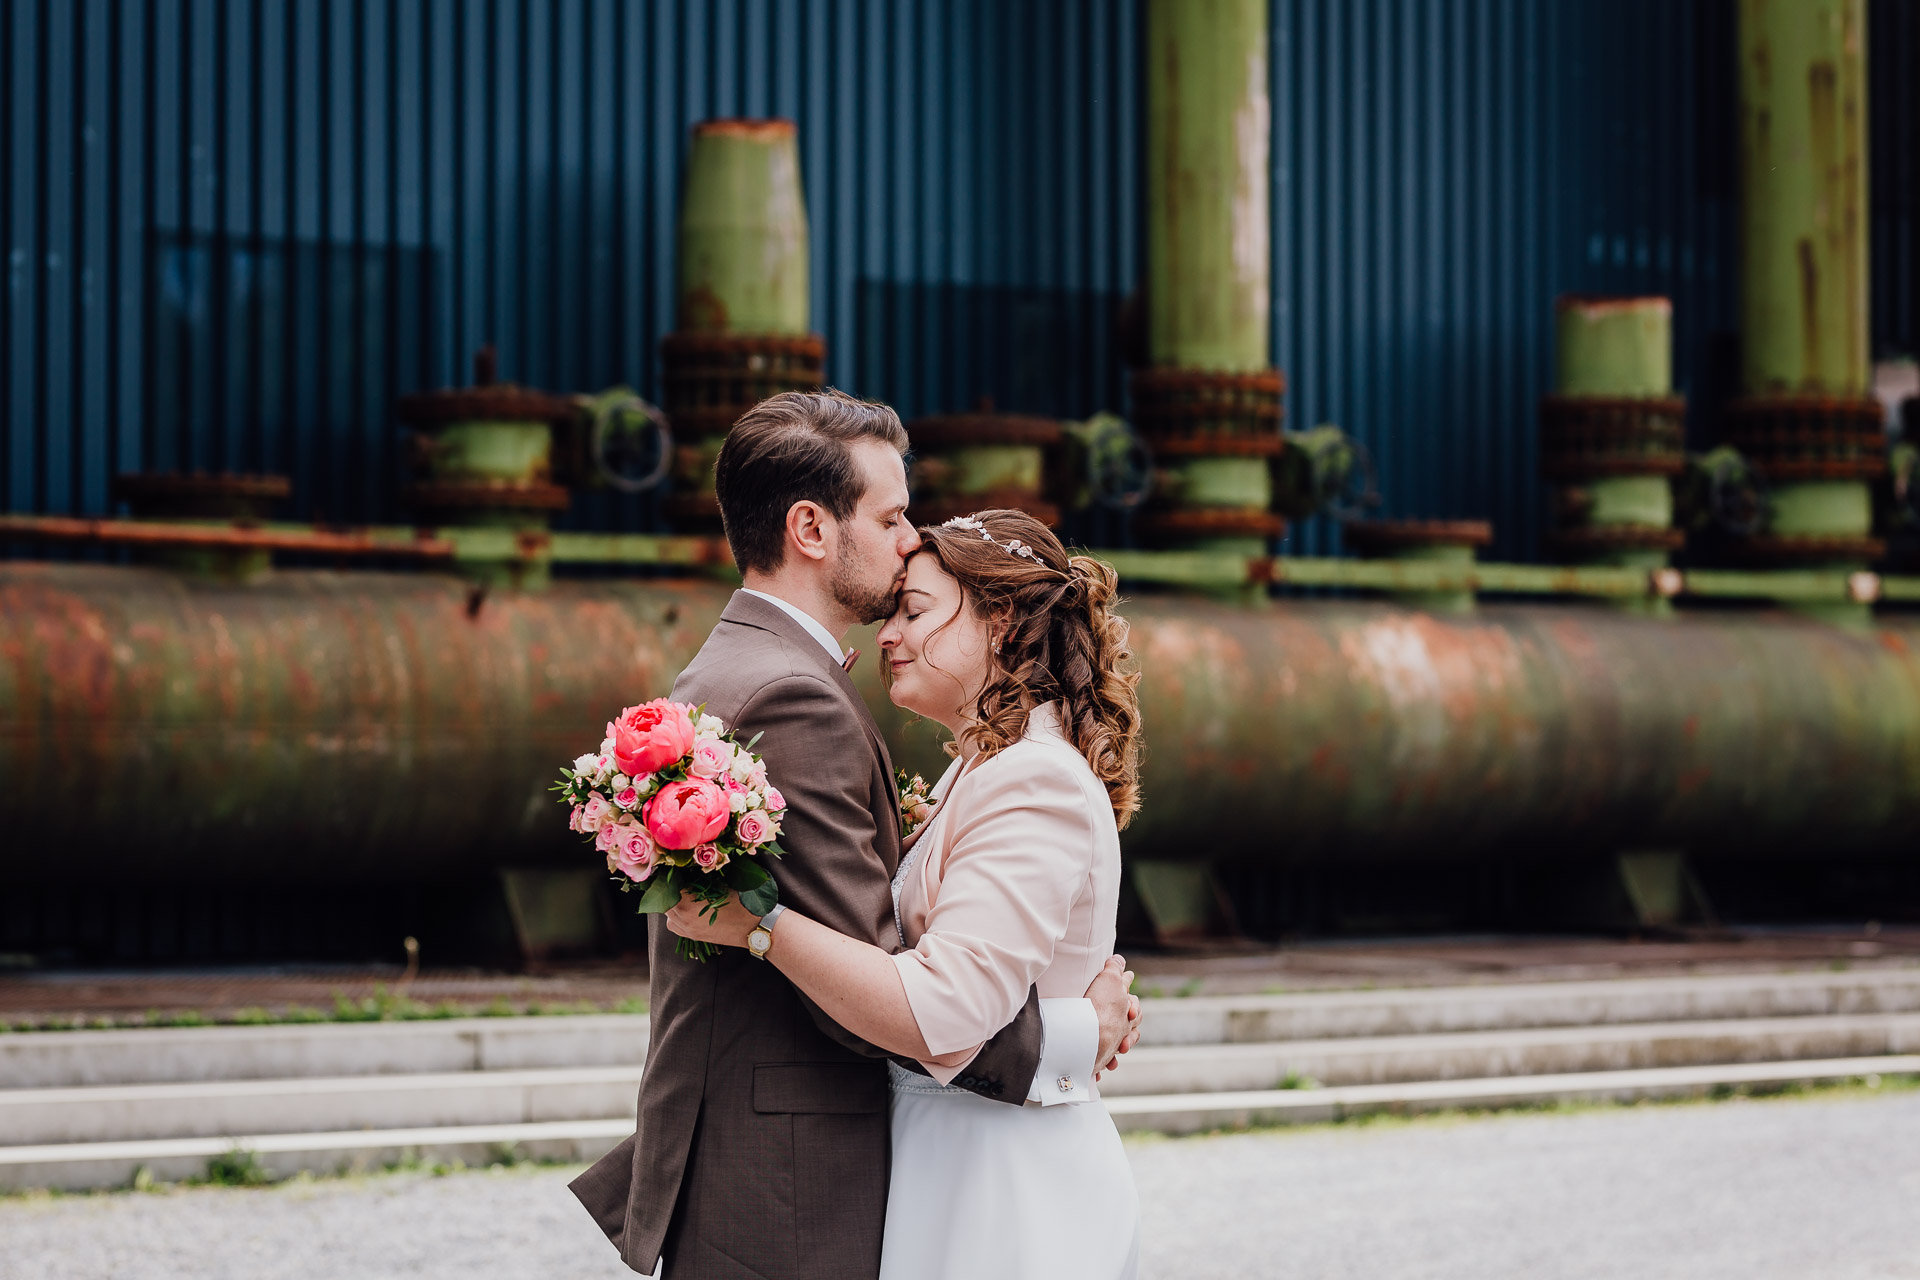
748, 929, 770, 954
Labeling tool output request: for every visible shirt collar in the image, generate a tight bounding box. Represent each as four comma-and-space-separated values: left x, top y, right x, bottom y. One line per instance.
740, 588, 846, 666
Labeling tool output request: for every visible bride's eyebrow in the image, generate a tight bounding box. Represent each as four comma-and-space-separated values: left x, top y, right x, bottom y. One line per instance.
899, 588, 933, 602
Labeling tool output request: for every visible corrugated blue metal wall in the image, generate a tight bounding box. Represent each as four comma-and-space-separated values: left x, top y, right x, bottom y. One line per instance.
3, 0, 1913, 557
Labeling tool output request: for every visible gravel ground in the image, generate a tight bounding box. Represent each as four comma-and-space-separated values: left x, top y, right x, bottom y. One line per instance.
3, 1090, 1917, 1280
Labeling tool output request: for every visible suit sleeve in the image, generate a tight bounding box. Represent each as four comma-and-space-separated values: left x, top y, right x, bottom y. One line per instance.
735, 672, 1044, 1104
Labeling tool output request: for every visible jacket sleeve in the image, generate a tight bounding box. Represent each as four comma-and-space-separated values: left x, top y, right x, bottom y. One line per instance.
890, 754, 1094, 1075
733, 672, 1045, 1104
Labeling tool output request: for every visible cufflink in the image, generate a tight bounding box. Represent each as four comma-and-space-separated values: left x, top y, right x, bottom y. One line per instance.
1056, 1074, 1075, 1093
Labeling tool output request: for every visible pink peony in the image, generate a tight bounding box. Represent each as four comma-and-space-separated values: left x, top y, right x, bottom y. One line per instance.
581, 794, 613, 833
691, 842, 729, 872
614, 785, 640, 811
611, 825, 658, 882
763, 786, 786, 812
687, 738, 732, 780
609, 699, 696, 778
644, 778, 731, 850
736, 809, 777, 846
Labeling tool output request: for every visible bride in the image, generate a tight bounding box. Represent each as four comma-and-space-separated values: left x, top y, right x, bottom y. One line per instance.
666, 507, 1143, 1280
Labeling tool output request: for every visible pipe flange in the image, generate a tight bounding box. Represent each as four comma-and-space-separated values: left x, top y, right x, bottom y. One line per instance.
1540, 452, 1688, 480
1149, 433, 1289, 458
1130, 368, 1286, 448
1546, 525, 1687, 552
904, 414, 1064, 449
1722, 396, 1887, 461
1729, 533, 1887, 564
1540, 395, 1687, 443
113, 472, 293, 503
405, 481, 572, 513
663, 492, 725, 523
910, 495, 1062, 528
396, 385, 577, 428
1135, 508, 1288, 539
1342, 519, 1494, 553
1752, 456, 1890, 482
660, 331, 827, 366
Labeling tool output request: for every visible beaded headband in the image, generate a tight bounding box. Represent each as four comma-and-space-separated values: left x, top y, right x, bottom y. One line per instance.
941, 515, 1051, 568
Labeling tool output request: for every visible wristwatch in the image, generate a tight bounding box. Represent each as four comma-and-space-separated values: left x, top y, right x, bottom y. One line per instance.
746, 904, 788, 960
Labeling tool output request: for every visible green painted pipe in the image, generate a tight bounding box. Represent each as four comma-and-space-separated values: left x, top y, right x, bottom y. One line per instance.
1737, 0, 1869, 396
677, 120, 810, 335
1146, 0, 1269, 371
9, 563, 1920, 884
1161, 457, 1273, 509
1556, 297, 1672, 397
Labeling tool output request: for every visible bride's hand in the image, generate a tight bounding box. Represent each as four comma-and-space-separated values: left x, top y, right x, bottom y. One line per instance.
663, 890, 761, 948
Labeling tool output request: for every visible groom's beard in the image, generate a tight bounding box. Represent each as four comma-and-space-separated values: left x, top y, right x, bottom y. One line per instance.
831, 548, 901, 626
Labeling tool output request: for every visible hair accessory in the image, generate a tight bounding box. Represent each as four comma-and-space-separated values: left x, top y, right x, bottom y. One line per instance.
941, 514, 1049, 567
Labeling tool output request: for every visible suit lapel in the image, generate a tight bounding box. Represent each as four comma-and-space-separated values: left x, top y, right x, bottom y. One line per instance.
718, 592, 902, 856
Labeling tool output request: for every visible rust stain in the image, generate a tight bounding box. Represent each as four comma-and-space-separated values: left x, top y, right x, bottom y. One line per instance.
678, 284, 730, 333
1797, 237, 1821, 385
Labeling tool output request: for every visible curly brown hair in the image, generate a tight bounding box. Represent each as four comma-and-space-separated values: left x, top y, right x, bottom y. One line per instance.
907, 509, 1142, 829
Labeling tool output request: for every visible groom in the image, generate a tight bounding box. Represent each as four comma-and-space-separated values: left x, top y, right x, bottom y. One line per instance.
571, 389, 1142, 1279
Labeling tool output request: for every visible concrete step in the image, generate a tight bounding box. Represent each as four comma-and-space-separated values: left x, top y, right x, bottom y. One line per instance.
1103, 1054, 1920, 1136
0, 1066, 644, 1146
0, 1015, 651, 1089
1134, 968, 1920, 1046
1098, 1011, 1920, 1096
8, 1055, 1916, 1191
0, 1118, 635, 1192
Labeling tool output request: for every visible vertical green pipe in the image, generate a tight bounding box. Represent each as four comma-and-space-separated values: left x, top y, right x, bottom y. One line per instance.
1146, 0, 1269, 372
677, 120, 811, 336
1556, 297, 1672, 398
1737, 0, 1868, 396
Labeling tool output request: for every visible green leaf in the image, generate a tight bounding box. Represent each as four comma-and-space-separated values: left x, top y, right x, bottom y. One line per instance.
633, 871, 683, 915
729, 858, 779, 915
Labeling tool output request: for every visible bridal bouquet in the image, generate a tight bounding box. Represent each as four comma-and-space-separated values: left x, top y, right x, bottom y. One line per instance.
556, 699, 787, 961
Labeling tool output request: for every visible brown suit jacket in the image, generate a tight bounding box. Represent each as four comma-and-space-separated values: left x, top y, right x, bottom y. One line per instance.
570, 591, 1046, 1279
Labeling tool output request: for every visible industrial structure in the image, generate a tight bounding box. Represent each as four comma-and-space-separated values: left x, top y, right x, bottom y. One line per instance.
4, 0, 1920, 961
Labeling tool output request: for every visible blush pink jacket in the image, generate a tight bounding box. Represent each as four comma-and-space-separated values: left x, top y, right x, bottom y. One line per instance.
891, 701, 1122, 1081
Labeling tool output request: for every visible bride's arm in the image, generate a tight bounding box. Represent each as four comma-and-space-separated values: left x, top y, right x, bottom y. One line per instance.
664, 894, 934, 1059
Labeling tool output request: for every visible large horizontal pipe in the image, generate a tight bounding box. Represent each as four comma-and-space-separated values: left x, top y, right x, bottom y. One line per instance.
4, 562, 1919, 885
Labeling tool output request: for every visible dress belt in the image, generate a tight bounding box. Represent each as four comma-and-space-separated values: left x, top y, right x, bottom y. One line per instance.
887, 1060, 973, 1097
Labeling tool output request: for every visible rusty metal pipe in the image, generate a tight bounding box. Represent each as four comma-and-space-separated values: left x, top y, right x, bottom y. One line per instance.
0, 515, 455, 558
6, 563, 1920, 885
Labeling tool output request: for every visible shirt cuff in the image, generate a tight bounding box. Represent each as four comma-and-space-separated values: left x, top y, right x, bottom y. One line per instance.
1027, 997, 1099, 1105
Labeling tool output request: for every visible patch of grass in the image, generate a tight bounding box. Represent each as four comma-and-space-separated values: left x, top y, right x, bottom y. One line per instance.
200, 1148, 275, 1188
1275, 1071, 1320, 1091
1175, 978, 1204, 999
2, 990, 649, 1033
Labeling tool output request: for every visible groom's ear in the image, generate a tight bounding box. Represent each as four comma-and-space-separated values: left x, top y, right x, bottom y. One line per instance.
784, 499, 832, 563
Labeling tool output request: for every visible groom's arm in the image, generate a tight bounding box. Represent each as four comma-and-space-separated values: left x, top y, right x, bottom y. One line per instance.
732, 673, 1052, 1104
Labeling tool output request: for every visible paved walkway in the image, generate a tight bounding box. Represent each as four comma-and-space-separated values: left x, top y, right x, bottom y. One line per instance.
2, 1089, 1916, 1279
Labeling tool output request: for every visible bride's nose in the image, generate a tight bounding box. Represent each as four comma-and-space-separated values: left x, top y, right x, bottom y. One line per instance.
877, 617, 902, 649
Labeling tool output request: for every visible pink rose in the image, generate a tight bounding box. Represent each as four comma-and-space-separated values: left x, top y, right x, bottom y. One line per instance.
746, 760, 768, 791
644, 778, 731, 850
595, 819, 625, 854
687, 738, 732, 780
763, 786, 786, 812
581, 794, 613, 832
691, 842, 729, 872
611, 825, 658, 882
568, 804, 587, 833
736, 809, 777, 846
614, 786, 640, 811
609, 699, 697, 778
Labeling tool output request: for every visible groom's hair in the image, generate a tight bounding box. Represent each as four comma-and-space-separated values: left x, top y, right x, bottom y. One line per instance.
715, 389, 909, 574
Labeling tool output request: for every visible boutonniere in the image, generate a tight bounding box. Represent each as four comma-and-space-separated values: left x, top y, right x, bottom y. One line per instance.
896, 769, 935, 840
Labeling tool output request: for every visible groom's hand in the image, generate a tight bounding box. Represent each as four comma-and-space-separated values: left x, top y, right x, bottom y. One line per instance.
1086, 955, 1143, 1079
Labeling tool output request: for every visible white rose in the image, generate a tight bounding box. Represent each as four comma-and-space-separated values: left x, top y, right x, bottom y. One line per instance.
611, 773, 630, 790
630, 772, 654, 796
729, 790, 749, 814
745, 789, 764, 810
728, 753, 755, 785
572, 753, 598, 776
697, 714, 725, 737
599, 736, 615, 755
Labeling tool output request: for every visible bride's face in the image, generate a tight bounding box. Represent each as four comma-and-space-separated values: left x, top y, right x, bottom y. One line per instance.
877, 553, 993, 731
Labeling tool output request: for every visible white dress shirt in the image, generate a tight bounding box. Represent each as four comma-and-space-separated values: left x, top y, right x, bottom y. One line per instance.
741, 588, 845, 666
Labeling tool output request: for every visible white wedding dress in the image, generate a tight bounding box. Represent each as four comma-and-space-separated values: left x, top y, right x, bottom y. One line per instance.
876, 708, 1140, 1280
